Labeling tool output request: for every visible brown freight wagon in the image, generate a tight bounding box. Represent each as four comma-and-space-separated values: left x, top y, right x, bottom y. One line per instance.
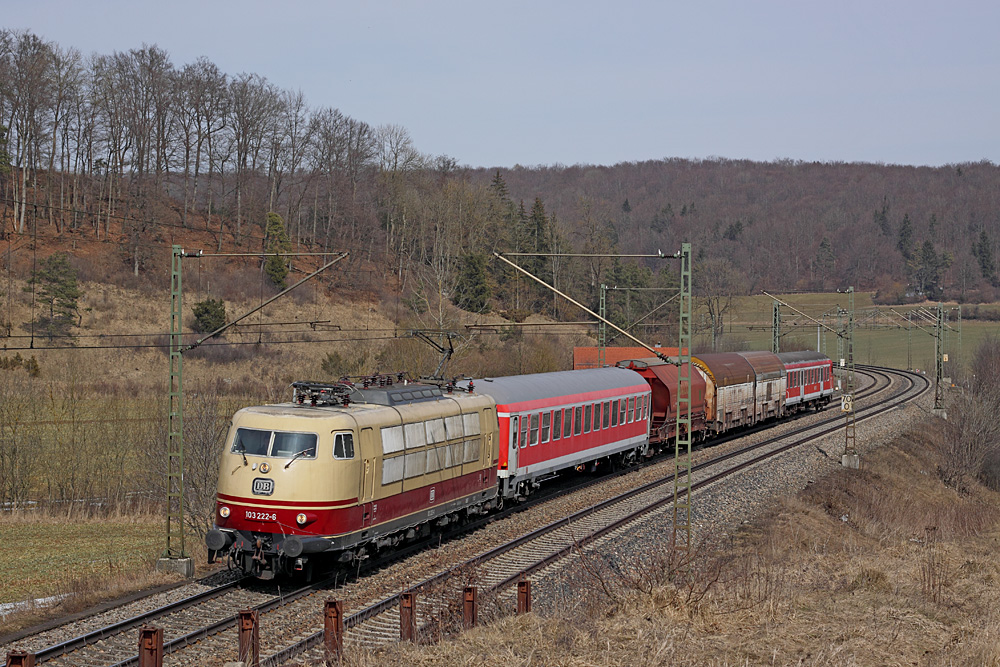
617, 358, 707, 445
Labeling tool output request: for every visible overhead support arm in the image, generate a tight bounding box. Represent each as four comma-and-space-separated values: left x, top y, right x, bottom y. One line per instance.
762, 291, 843, 338
493, 252, 674, 364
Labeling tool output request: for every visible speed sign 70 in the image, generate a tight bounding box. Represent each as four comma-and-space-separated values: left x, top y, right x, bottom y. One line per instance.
841, 395, 853, 413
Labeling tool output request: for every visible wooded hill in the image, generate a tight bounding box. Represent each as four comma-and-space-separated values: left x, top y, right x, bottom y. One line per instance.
2, 29, 999, 329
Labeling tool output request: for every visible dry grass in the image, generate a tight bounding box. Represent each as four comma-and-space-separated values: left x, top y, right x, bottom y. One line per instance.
0, 509, 189, 636
319, 419, 1000, 666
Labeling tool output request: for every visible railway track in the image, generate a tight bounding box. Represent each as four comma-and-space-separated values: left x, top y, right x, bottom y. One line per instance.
5, 367, 905, 666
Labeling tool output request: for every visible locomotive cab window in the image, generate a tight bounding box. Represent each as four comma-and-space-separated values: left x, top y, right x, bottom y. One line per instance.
232, 428, 317, 459
333, 432, 355, 460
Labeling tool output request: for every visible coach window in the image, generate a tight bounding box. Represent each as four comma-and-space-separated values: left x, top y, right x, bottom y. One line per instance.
611, 399, 619, 427
584, 404, 592, 433
552, 410, 562, 441
530, 413, 539, 445
333, 432, 355, 460
619, 399, 627, 424
566, 408, 575, 438
625, 397, 633, 423
542, 412, 551, 442
592, 403, 600, 431
574, 406, 583, 435
520, 415, 529, 448
602, 401, 610, 428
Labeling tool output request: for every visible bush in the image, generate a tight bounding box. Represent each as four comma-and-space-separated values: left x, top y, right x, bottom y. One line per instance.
192, 298, 227, 334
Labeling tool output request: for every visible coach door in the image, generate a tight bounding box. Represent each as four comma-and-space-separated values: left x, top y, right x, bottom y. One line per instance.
508, 415, 519, 472
360, 427, 376, 527
484, 408, 496, 465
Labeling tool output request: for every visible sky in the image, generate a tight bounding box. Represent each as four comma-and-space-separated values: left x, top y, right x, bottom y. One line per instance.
8, 0, 999, 169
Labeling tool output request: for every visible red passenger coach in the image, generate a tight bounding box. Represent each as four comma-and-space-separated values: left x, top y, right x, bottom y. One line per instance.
470, 368, 651, 502
778, 351, 835, 411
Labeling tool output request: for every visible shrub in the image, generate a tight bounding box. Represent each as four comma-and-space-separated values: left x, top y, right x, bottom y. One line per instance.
192, 298, 227, 334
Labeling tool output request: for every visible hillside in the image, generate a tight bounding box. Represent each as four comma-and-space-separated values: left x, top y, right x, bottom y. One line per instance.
3, 29, 1000, 325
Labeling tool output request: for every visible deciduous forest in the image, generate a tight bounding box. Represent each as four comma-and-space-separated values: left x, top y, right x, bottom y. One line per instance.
2, 28, 999, 324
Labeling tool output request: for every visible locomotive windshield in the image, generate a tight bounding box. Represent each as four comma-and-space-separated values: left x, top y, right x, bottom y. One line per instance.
232, 428, 317, 459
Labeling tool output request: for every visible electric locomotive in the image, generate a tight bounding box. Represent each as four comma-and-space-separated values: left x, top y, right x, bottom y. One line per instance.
207, 378, 498, 579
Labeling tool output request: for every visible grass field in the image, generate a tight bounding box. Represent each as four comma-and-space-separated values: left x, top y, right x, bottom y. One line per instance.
0, 514, 165, 606
704, 292, 1000, 375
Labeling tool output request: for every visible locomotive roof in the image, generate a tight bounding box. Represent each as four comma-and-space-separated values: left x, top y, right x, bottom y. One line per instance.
777, 351, 831, 365
462, 367, 647, 407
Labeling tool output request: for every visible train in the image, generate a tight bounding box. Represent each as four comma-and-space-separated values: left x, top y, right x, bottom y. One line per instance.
206, 350, 835, 579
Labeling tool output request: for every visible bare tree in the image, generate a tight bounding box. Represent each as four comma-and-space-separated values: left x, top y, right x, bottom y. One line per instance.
695, 257, 744, 349
228, 72, 281, 239
7, 31, 55, 234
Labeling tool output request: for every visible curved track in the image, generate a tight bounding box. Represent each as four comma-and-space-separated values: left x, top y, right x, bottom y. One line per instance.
6, 366, 920, 665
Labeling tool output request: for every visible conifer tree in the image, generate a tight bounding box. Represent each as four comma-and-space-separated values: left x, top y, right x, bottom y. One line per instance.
263, 211, 291, 287
26, 252, 81, 343
897, 213, 914, 260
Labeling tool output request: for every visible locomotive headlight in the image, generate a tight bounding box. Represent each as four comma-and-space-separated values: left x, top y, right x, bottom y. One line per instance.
219, 506, 230, 518
296, 513, 308, 526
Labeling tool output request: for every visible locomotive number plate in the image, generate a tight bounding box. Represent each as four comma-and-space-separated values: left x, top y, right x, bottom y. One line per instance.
246, 510, 277, 521
252, 478, 275, 496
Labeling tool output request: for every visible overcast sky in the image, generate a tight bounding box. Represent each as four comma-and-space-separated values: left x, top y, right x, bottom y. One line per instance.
8, 0, 998, 168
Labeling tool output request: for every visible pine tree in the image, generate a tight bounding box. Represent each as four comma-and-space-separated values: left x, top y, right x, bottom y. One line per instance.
815, 236, 836, 276
26, 252, 82, 343
974, 229, 997, 284
897, 213, 914, 260
263, 211, 291, 287
453, 253, 491, 313
873, 200, 891, 236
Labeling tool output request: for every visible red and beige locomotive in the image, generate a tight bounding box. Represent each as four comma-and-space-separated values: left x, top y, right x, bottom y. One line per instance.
207, 351, 834, 578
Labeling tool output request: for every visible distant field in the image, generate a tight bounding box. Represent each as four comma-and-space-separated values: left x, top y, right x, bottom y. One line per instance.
702, 292, 999, 374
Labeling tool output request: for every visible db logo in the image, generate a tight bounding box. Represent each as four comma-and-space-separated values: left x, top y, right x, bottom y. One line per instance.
252, 478, 275, 495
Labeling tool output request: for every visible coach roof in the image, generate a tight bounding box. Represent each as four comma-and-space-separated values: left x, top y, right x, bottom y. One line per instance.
461, 367, 648, 407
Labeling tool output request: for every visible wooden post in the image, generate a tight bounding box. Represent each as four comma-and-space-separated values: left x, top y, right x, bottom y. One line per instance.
324, 599, 344, 662
137, 626, 163, 667
462, 586, 477, 629
400, 592, 416, 642
238, 609, 260, 667
5, 652, 37, 667
517, 580, 532, 614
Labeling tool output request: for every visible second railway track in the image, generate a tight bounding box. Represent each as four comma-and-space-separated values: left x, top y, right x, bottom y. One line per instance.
7, 366, 918, 666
